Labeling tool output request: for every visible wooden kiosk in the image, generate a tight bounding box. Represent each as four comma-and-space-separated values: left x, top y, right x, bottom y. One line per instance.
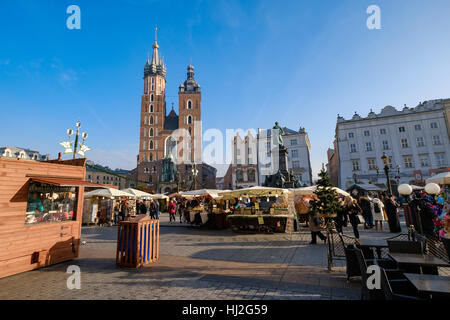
0, 157, 103, 279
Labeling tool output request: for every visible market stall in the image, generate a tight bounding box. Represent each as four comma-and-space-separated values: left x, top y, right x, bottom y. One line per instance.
218, 186, 295, 233
0, 157, 107, 279
289, 186, 351, 224
179, 189, 226, 227
83, 188, 135, 225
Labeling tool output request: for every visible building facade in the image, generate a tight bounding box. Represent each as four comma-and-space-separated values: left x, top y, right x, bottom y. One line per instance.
330, 99, 450, 190
257, 127, 313, 187
135, 29, 215, 192
228, 127, 313, 189
0, 146, 50, 161
85, 161, 134, 190
231, 131, 259, 189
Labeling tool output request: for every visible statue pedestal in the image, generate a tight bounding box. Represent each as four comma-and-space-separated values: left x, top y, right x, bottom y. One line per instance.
264, 145, 298, 188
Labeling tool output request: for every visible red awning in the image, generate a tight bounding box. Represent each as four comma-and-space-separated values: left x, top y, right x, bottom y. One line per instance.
30, 177, 107, 188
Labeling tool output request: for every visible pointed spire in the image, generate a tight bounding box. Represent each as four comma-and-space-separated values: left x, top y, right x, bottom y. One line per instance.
151, 27, 159, 65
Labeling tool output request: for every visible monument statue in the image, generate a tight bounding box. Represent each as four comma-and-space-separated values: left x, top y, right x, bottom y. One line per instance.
273, 121, 284, 148
160, 152, 177, 183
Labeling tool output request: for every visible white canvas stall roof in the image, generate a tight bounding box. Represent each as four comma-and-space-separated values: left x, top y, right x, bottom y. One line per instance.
149, 193, 169, 200
121, 188, 153, 198
426, 172, 450, 185
84, 188, 135, 199
289, 186, 351, 197
180, 189, 222, 200
218, 186, 289, 198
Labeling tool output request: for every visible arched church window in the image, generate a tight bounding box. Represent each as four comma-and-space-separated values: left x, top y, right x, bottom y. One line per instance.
149, 128, 154, 137
150, 153, 153, 162
150, 94, 154, 102
150, 104, 154, 113
187, 115, 193, 125
149, 140, 154, 150
187, 100, 192, 109
188, 127, 192, 136
150, 116, 154, 125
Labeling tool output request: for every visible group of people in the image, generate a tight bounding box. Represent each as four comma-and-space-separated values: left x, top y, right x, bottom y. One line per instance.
136, 199, 160, 219
308, 192, 403, 244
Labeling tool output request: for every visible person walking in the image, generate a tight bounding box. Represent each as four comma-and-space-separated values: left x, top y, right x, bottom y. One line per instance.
149, 200, 156, 219
371, 196, 386, 231
359, 193, 374, 229
120, 201, 129, 222
347, 198, 362, 239
308, 202, 327, 244
383, 193, 402, 233
168, 199, 176, 222
154, 199, 160, 219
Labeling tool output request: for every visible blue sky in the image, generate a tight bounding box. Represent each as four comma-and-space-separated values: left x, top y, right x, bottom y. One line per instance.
1, 0, 450, 178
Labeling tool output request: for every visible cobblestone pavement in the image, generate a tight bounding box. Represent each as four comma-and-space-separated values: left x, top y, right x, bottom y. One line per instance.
0, 213, 427, 300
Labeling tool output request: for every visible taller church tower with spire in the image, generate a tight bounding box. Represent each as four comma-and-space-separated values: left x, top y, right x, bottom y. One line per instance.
136, 29, 215, 192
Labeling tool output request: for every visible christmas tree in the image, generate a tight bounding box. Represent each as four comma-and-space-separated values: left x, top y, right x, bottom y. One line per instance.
310, 165, 342, 218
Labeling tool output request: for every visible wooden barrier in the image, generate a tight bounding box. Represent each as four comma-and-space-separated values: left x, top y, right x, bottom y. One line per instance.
116, 215, 159, 268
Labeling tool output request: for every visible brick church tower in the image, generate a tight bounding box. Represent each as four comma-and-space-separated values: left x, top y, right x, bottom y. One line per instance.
135, 30, 216, 192
178, 64, 202, 163
138, 28, 167, 164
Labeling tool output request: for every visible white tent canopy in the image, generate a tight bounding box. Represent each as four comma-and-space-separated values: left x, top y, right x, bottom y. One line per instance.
121, 188, 153, 199
426, 172, 450, 185
84, 188, 135, 199
180, 189, 223, 200
289, 186, 351, 197
150, 193, 169, 200
218, 186, 289, 198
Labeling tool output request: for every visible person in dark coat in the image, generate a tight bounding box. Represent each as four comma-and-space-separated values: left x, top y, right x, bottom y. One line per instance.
139, 201, 148, 215
359, 193, 374, 229
383, 193, 401, 233
417, 199, 435, 237
347, 198, 362, 239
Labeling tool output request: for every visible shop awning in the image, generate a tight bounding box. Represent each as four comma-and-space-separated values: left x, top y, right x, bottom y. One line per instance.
30, 177, 107, 188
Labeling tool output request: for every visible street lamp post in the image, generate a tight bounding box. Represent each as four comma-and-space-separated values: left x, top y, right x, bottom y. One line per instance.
381, 153, 392, 195
59, 120, 90, 159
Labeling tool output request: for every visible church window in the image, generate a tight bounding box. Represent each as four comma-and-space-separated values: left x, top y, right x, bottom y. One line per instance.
150, 94, 154, 102
150, 116, 154, 125
187, 100, 192, 109
150, 104, 154, 113
187, 115, 193, 125
150, 128, 154, 137
149, 140, 154, 150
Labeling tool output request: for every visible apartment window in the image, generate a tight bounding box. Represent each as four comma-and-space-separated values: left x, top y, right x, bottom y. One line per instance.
416, 137, 425, 147
414, 124, 422, 131
292, 161, 300, 168
436, 153, 446, 167
365, 142, 372, 152
419, 155, 429, 167
399, 126, 405, 132
352, 160, 360, 171
367, 158, 377, 170
403, 156, 413, 168
431, 122, 438, 129
292, 150, 299, 158
348, 132, 354, 138
432, 135, 441, 145
380, 128, 386, 135
401, 138, 409, 148
364, 130, 370, 137
144, 168, 149, 174
248, 147, 252, 154
350, 144, 357, 153
290, 139, 298, 146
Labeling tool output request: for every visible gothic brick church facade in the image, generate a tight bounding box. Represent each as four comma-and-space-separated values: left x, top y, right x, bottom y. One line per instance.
135, 30, 216, 193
